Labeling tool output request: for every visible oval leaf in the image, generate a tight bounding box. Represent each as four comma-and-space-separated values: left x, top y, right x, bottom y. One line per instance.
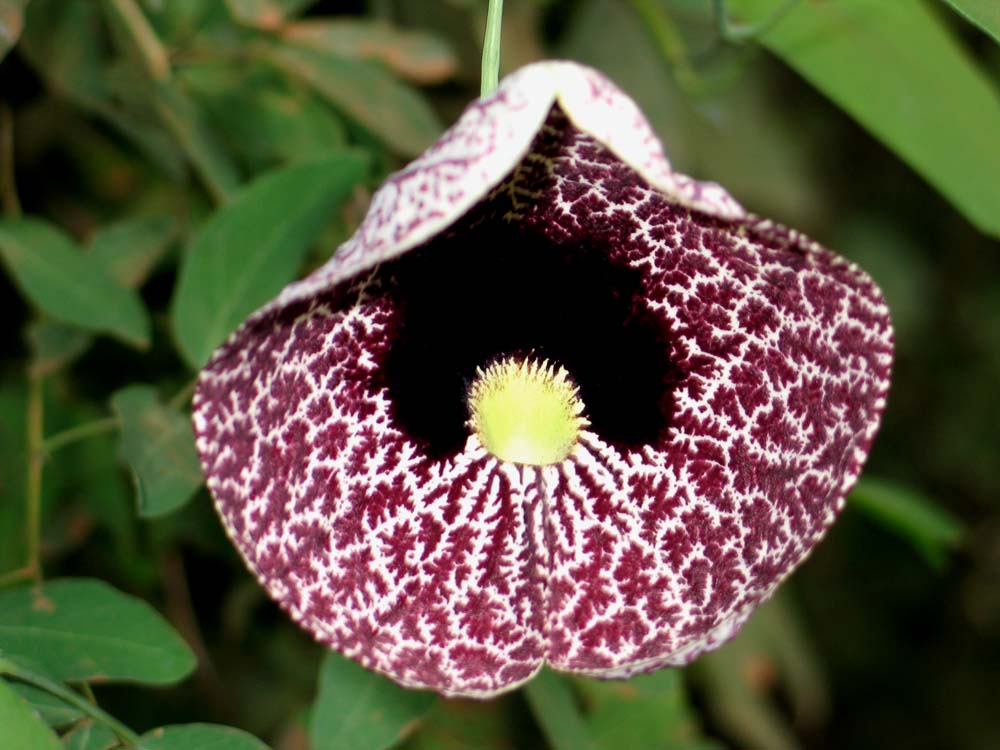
110, 385, 204, 518
61, 721, 118, 750
309, 653, 436, 750
171, 151, 367, 369
139, 724, 270, 750
268, 43, 442, 157
8, 682, 84, 729
728, 0, 1000, 238
0, 578, 196, 685
0, 218, 151, 349
88, 215, 179, 288
0, 679, 61, 750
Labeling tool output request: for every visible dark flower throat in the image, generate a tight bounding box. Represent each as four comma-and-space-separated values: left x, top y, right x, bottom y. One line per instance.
381, 219, 680, 459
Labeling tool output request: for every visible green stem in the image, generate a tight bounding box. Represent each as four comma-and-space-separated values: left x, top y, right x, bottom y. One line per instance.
40, 416, 120, 457
0, 658, 142, 748
25, 376, 44, 584
480, 0, 504, 97
715, 0, 802, 43
105, 0, 170, 81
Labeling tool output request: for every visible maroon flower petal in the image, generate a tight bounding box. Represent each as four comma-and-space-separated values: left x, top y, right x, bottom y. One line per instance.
195, 283, 549, 696
510, 116, 891, 676
194, 62, 892, 697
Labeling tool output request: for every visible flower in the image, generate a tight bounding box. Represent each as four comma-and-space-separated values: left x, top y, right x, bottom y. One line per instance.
192, 61, 893, 698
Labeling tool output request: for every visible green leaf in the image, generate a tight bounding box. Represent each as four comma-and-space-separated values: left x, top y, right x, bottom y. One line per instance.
0, 679, 61, 750
849, 476, 965, 567
171, 151, 367, 369
139, 724, 269, 750
177, 62, 349, 171
283, 19, 457, 83
88, 215, 179, 288
61, 721, 118, 750
0, 578, 196, 685
0, 0, 27, 60
0, 218, 151, 349
110, 385, 204, 519
268, 43, 443, 157
575, 670, 707, 750
25, 320, 93, 379
150, 82, 242, 204
8, 682, 84, 729
309, 652, 436, 750
941, 0, 1000, 44
728, 0, 1000, 238
522, 669, 596, 750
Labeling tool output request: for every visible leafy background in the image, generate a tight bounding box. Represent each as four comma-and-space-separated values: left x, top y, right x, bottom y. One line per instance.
0, 0, 998, 748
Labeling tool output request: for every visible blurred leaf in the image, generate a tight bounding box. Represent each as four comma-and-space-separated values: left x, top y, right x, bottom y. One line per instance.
849, 476, 965, 567
139, 724, 269, 750
941, 0, 1000, 44
0, 218, 151, 349
20, 0, 107, 101
0, 0, 27, 60
110, 385, 203, 519
268, 43, 443, 157
171, 151, 367, 369
522, 669, 596, 750
88, 215, 179, 288
177, 62, 349, 171
559, 0, 825, 225
0, 679, 61, 750
403, 697, 518, 750
0, 578, 196, 685
150, 82, 242, 204
282, 19, 458, 83
61, 721, 118, 750
574, 670, 711, 750
224, 0, 315, 28
23, 216, 175, 378
309, 653, 436, 750
25, 321, 93, 379
8, 683, 84, 729
728, 0, 1000, 238
693, 595, 821, 750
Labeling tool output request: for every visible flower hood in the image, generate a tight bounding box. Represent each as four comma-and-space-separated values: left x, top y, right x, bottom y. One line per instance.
193, 60, 893, 698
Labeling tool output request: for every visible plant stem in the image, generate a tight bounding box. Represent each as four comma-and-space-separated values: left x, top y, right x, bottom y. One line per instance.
0, 102, 21, 218
25, 376, 44, 584
0, 658, 142, 748
714, 0, 802, 42
480, 0, 504, 97
105, 0, 170, 81
40, 416, 120, 457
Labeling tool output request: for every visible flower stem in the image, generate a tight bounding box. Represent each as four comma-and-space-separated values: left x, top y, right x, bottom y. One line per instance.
714, 0, 802, 43
480, 0, 504, 97
40, 416, 120, 457
25, 375, 44, 584
0, 658, 142, 748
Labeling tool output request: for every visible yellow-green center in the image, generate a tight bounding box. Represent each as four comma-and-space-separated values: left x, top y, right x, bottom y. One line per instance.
467, 357, 588, 466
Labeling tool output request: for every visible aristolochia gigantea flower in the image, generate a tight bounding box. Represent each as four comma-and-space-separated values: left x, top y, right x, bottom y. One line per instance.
193, 61, 893, 698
